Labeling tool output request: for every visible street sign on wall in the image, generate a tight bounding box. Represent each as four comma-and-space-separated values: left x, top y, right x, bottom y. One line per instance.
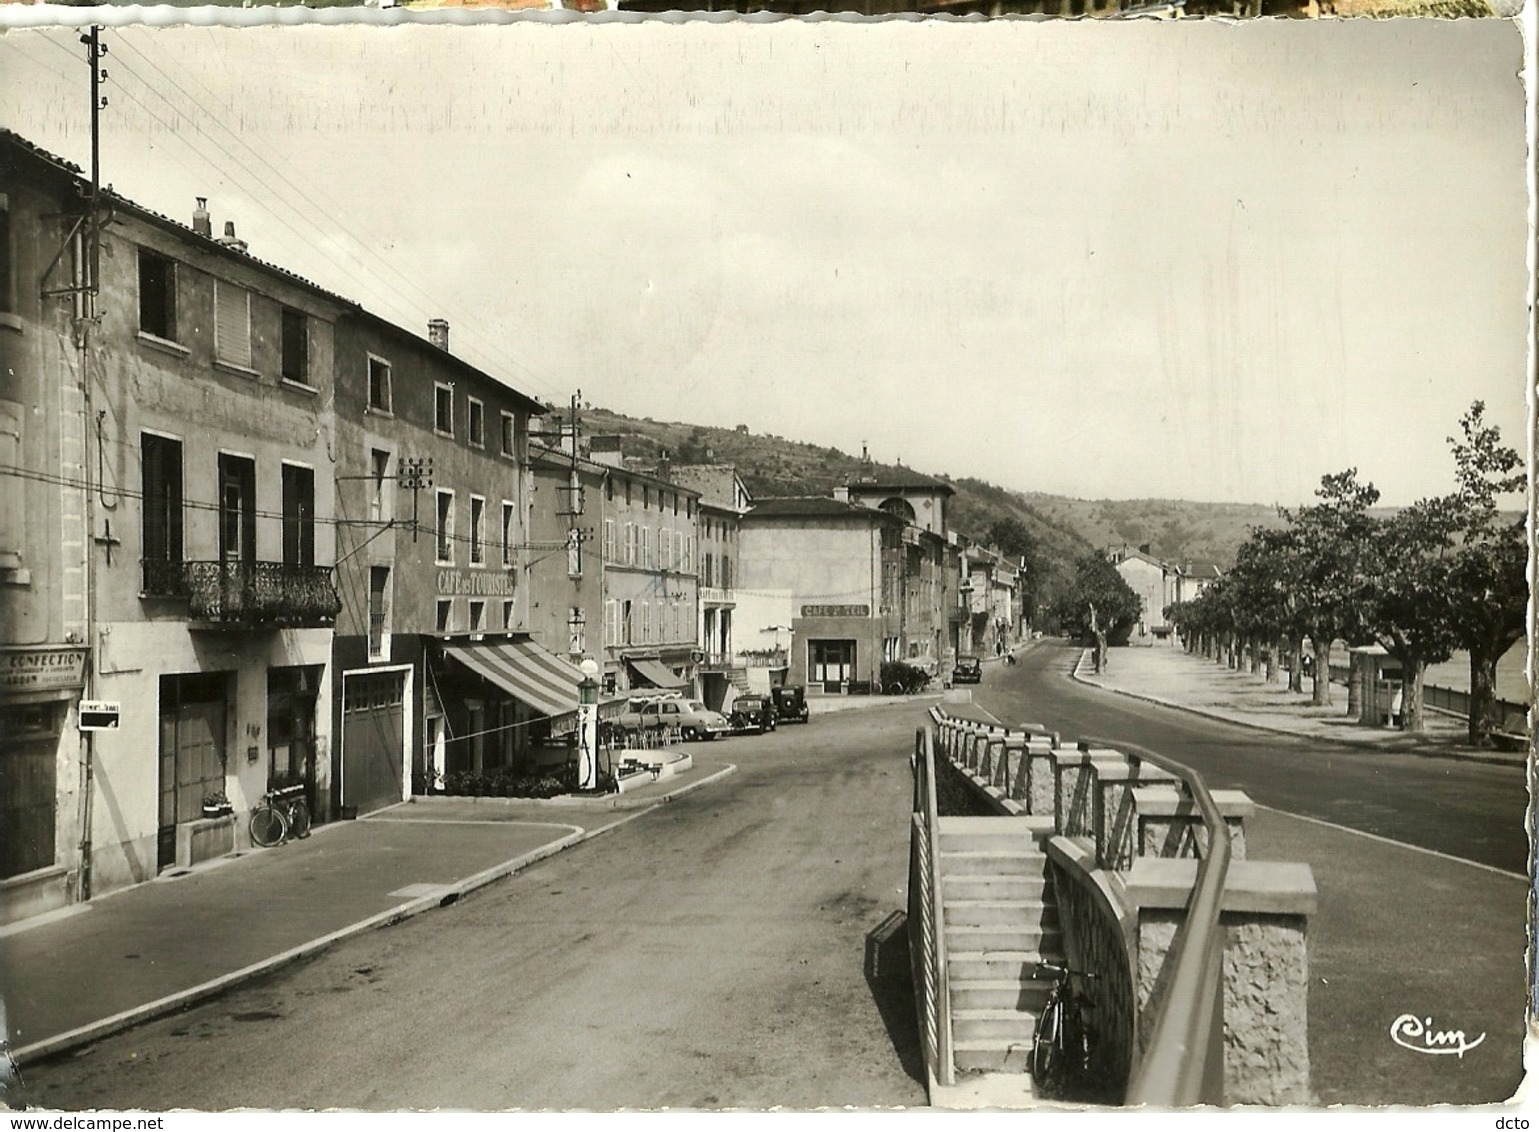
78, 700, 121, 730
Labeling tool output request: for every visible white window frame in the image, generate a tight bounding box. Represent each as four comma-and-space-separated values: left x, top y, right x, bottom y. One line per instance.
503, 599, 517, 631
467, 396, 485, 449
642, 526, 653, 570
468, 599, 486, 636
434, 381, 454, 438
624, 522, 635, 566
367, 354, 393, 415
436, 598, 454, 634
603, 519, 616, 563
469, 494, 486, 566
500, 410, 517, 458
213, 280, 254, 373
502, 500, 516, 568
435, 489, 455, 566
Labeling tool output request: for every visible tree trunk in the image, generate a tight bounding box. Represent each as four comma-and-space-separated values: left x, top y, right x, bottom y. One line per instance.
1468, 649, 1503, 745
1346, 650, 1363, 719
1399, 658, 1427, 732
1288, 637, 1305, 693
1311, 637, 1332, 707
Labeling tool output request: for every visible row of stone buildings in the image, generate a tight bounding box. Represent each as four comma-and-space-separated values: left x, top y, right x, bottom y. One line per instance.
0, 128, 1021, 924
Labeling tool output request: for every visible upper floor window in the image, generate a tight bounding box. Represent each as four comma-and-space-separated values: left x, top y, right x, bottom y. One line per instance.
281, 307, 310, 386
0, 193, 12, 315
214, 282, 252, 370
368, 356, 392, 413
370, 448, 391, 523
140, 433, 183, 593
469, 495, 486, 566
368, 566, 390, 659
468, 398, 485, 448
500, 411, 516, 457
502, 502, 516, 568
138, 248, 177, 341
434, 383, 454, 436
281, 464, 316, 567
435, 489, 454, 565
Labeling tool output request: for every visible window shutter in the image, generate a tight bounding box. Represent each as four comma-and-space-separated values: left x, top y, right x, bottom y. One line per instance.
215, 283, 251, 368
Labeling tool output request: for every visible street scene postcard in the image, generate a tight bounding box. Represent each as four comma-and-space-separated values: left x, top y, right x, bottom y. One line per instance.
0, 7, 1531, 1123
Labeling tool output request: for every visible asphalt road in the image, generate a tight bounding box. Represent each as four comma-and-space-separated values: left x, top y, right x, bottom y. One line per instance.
20, 708, 936, 1112
994, 641, 1528, 876
989, 641, 1529, 1107
16, 645, 1530, 1110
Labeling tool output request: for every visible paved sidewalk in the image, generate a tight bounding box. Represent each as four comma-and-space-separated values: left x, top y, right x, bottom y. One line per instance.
1075, 645, 1528, 767
3, 757, 735, 1066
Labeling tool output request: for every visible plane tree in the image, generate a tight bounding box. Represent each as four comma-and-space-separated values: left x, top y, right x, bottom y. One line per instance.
1055, 551, 1140, 673
1278, 470, 1383, 706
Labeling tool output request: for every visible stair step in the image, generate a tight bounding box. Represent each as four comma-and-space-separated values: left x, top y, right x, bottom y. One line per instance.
943, 899, 1058, 928
952, 1039, 1035, 1074
947, 926, 1063, 953
948, 950, 1066, 981
938, 830, 1046, 854
951, 978, 1054, 1011
952, 1007, 1041, 1042
939, 850, 1050, 877
943, 874, 1048, 901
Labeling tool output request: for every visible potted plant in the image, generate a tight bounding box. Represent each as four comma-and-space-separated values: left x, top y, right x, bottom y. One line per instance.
202, 790, 233, 818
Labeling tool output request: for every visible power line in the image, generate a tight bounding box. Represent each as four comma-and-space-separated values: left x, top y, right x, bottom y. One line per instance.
109, 29, 569, 405
22, 28, 570, 406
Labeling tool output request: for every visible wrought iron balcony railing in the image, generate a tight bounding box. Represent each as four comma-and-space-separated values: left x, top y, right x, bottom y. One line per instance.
141, 559, 341, 628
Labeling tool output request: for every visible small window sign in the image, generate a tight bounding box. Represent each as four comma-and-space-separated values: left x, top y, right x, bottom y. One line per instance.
78, 700, 121, 730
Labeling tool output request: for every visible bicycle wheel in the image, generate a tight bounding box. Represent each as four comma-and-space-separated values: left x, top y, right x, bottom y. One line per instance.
287, 799, 312, 839
1031, 994, 1064, 1091
249, 804, 288, 848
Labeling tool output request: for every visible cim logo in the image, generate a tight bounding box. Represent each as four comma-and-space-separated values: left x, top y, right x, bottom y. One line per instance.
1389, 1013, 1486, 1059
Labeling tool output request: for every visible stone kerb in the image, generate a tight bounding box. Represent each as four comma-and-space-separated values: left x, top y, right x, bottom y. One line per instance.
1134, 787, 1253, 862
1126, 858, 1316, 1106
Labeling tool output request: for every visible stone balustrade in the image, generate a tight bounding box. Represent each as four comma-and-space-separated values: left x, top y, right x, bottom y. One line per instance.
928, 707, 1315, 1106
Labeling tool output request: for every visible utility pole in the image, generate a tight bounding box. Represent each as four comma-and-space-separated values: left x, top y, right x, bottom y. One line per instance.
75, 25, 108, 902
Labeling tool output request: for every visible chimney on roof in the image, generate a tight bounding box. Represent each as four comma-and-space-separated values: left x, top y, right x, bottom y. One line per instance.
428, 318, 450, 352
192, 197, 211, 238
217, 220, 247, 255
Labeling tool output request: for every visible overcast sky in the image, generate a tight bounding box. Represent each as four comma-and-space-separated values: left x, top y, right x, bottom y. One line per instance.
0, 15, 1527, 506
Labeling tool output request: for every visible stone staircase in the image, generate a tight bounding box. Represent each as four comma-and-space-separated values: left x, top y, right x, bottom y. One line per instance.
938, 815, 1062, 1076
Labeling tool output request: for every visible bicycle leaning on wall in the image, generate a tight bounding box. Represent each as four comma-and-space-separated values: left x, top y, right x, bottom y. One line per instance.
249, 783, 313, 848
1030, 960, 1100, 1101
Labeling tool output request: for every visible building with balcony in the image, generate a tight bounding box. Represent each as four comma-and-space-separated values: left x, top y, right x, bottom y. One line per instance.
0, 131, 348, 911
329, 314, 550, 814
590, 442, 702, 697
666, 463, 754, 710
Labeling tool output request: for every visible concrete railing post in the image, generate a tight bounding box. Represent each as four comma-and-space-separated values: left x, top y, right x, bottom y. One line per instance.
1134, 786, 1253, 862
1127, 860, 1315, 1105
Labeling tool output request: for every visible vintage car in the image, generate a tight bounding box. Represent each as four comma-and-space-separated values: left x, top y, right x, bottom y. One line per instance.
728, 693, 778, 735
770, 684, 810, 724
615, 695, 731, 742
951, 656, 983, 685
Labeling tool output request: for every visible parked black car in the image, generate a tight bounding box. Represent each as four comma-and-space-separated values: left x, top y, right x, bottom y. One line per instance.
952, 656, 983, 684
729, 694, 778, 735
770, 684, 810, 724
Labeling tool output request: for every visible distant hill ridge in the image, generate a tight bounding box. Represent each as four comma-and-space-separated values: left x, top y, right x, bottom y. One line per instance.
573, 406, 1293, 576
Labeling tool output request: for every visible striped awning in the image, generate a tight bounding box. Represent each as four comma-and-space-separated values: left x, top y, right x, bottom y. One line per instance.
440, 638, 622, 731
627, 657, 689, 689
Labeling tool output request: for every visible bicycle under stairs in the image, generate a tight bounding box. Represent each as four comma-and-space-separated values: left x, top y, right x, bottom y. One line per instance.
937, 814, 1063, 1091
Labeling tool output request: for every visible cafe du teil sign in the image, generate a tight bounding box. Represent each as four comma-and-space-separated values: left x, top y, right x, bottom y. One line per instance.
800, 604, 870, 619
1, 645, 88, 697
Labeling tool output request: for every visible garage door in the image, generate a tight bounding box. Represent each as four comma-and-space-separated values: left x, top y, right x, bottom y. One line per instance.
342, 671, 405, 816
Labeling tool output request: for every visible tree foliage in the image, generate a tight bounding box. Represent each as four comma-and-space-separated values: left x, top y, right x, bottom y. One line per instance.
1165, 402, 1525, 738
1056, 551, 1140, 672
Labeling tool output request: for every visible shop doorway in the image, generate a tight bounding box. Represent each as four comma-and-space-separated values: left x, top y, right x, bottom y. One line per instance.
157, 673, 229, 872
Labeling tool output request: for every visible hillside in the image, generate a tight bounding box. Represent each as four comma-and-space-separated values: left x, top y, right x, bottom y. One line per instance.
1020, 495, 1286, 571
